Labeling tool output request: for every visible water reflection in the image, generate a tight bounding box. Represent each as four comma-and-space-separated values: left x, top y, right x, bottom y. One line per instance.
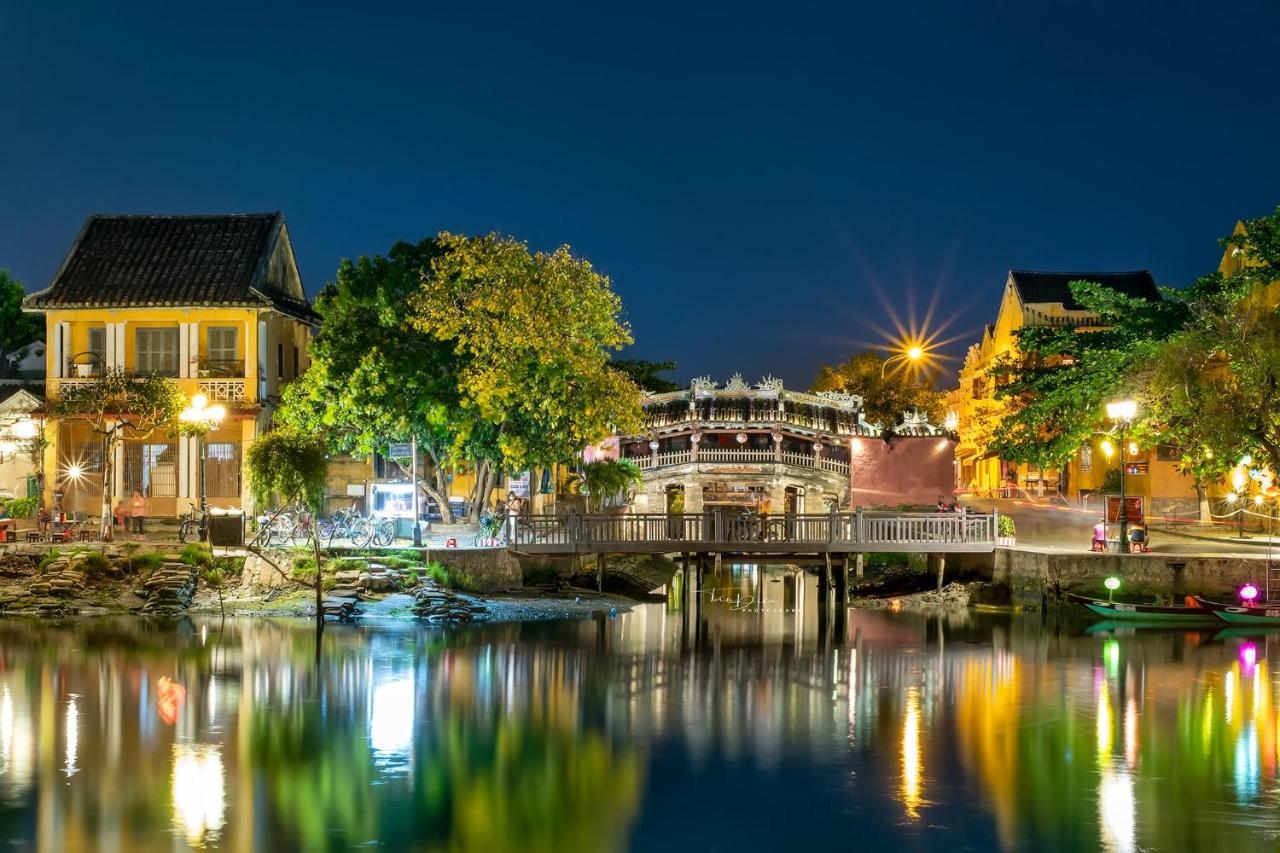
0, 567, 1279, 850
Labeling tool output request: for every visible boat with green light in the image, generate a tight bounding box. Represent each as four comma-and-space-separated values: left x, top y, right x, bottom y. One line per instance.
1066, 593, 1218, 624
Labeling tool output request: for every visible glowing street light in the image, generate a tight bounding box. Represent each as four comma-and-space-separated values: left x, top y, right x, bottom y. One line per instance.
881, 343, 928, 378
1105, 398, 1138, 551
180, 394, 227, 542
1239, 583, 1260, 605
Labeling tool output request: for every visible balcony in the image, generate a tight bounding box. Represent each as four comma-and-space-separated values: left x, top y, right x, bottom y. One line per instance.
629, 447, 851, 476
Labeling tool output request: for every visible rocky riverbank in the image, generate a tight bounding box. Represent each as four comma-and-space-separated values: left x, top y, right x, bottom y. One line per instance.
0, 544, 635, 624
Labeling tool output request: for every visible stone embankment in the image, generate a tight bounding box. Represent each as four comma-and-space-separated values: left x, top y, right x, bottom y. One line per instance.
411, 583, 486, 623
139, 561, 199, 615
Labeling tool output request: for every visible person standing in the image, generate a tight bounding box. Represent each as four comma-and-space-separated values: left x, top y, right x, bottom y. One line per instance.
130, 490, 148, 538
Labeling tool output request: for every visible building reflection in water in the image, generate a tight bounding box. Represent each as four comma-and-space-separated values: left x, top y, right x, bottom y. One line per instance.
0, 567, 1279, 849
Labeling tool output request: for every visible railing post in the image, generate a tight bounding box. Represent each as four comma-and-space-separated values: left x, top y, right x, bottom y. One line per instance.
992, 510, 999, 545
855, 506, 863, 545
828, 506, 837, 543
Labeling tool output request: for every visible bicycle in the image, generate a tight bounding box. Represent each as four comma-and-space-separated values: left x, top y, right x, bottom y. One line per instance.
369, 517, 396, 547
472, 508, 506, 547
318, 507, 372, 547
178, 502, 208, 544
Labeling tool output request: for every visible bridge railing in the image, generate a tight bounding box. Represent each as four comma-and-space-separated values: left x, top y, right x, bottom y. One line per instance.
510, 509, 998, 550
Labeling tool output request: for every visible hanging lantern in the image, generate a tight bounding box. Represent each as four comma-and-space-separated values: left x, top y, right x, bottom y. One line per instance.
648, 439, 660, 451
813, 442, 824, 454
735, 432, 748, 444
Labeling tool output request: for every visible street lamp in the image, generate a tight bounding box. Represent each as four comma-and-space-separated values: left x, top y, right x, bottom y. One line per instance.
881, 344, 925, 378
1105, 398, 1137, 552
180, 393, 226, 541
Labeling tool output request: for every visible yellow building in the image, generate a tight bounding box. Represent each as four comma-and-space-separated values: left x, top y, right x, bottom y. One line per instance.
23, 213, 317, 519
949, 269, 1196, 514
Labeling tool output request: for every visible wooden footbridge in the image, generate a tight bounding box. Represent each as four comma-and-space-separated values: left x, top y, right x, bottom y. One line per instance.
510, 509, 1000, 556
510, 509, 1000, 597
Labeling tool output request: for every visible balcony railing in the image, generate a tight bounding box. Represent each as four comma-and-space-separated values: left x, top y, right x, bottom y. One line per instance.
629, 447, 851, 476
198, 358, 246, 378
642, 408, 865, 434
198, 379, 248, 403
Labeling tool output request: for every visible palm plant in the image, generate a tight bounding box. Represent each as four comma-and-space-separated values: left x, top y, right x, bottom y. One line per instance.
575, 459, 644, 511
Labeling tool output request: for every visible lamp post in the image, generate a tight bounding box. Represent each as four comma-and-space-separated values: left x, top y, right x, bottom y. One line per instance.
180, 393, 226, 542
881, 345, 925, 379
1105, 398, 1137, 552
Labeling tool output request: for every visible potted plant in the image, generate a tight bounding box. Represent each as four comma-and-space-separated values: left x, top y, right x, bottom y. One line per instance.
997, 514, 1016, 548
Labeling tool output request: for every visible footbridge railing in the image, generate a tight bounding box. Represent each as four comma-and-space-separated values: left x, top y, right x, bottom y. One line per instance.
510, 510, 999, 554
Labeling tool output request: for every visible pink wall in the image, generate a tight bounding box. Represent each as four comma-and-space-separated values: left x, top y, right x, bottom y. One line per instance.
849, 435, 956, 507
583, 437, 620, 463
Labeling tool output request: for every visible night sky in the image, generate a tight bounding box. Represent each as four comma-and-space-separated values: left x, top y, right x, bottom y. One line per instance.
4, 1, 1279, 387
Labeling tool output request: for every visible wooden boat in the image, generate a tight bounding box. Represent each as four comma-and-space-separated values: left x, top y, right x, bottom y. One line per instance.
1066, 593, 1218, 623
1194, 597, 1280, 625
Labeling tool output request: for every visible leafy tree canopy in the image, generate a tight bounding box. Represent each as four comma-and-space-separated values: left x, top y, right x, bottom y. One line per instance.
986, 280, 1189, 470
0, 271, 42, 379
409, 232, 642, 471
1140, 206, 1280, 477
811, 350, 943, 426
612, 359, 681, 394
44, 368, 186, 540
245, 430, 328, 512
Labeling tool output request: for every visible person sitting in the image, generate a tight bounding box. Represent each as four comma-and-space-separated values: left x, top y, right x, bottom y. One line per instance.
1129, 525, 1147, 551
1092, 518, 1107, 551
0, 502, 12, 537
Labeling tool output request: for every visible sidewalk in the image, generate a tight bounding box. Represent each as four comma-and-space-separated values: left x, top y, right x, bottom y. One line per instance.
1151, 522, 1280, 550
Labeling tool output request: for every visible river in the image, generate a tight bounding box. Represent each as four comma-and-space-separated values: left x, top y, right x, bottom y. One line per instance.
0, 564, 1276, 851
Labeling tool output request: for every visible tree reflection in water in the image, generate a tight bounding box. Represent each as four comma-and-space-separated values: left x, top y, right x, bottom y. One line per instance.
0, 573, 1279, 851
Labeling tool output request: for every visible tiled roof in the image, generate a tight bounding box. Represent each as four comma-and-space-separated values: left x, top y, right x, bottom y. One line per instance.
1008, 270, 1160, 309
24, 213, 317, 321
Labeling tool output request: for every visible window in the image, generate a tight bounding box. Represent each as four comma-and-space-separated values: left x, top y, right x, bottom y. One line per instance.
205, 442, 242, 498
292, 345, 299, 379
135, 328, 179, 376
277, 343, 284, 379
123, 439, 178, 497
87, 327, 106, 373
206, 328, 238, 375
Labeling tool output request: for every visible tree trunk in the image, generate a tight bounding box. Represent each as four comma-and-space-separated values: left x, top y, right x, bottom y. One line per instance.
311, 510, 324, 634
467, 461, 493, 523
422, 446, 456, 524
99, 431, 116, 541
1195, 480, 1211, 524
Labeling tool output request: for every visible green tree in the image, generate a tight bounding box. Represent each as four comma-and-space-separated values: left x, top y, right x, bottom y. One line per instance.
570, 458, 645, 511
44, 369, 186, 541
1140, 210, 1280, 477
409, 232, 643, 513
245, 430, 329, 625
277, 239, 466, 522
0, 271, 41, 378
612, 358, 681, 393
811, 350, 943, 426
987, 280, 1187, 495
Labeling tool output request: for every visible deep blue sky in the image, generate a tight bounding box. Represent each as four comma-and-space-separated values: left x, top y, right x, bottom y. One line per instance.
4, 1, 1279, 387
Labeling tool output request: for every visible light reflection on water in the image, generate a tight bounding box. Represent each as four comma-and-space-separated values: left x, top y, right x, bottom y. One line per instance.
0, 566, 1279, 850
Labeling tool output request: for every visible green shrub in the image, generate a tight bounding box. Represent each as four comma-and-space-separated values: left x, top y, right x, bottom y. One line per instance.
330, 557, 367, 573
424, 561, 475, 592
133, 551, 165, 574
404, 567, 419, 585
379, 556, 413, 570
5, 496, 37, 518
179, 542, 213, 568
322, 574, 337, 592
997, 515, 1016, 537
72, 549, 109, 577
389, 549, 424, 562
291, 556, 319, 584
38, 548, 62, 570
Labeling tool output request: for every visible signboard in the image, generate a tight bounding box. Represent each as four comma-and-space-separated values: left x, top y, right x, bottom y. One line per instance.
1106, 495, 1144, 525
387, 442, 412, 459
1125, 462, 1149, 475
509, 471, 530, 498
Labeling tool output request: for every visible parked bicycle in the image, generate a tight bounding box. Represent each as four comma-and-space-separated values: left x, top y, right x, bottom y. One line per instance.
473, 508, 506, 547
318, 507, 373, 547
178, 502, 207, 544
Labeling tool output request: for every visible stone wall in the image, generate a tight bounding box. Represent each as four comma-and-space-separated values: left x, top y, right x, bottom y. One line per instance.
424, 547, 522, 592
947, 547, 1265, 605
850, 435, 956, 507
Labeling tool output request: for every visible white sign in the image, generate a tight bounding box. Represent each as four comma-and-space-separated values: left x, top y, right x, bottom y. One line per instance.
509, 471, 530, 498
